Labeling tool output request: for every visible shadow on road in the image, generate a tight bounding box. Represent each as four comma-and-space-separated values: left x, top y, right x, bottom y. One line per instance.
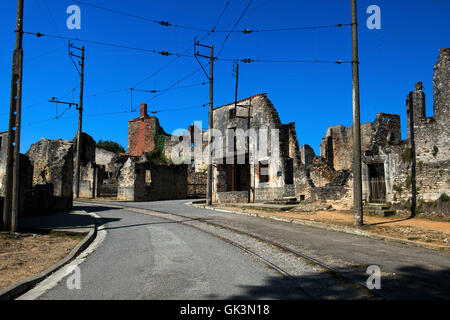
220, 264, 450, 300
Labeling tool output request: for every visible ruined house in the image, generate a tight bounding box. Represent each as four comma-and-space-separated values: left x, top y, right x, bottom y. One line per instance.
73, 132, 102, 198
295, 48, 449, 212
0, 131, 33, 217
210, 93, 300, 203
26, 138, 74, 213
127, 103, 167, 157
94, 104, 207, 200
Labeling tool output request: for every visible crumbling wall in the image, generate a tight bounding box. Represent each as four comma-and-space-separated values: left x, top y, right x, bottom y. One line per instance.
117, 157, 188, 201
299, 144, 315, 166
212, 93, 293, 202
26, 138, 74, 212
187, 169, 206, 198
73, 132, 98, 198
127, 104, 166, 157
0, 131, 9, 197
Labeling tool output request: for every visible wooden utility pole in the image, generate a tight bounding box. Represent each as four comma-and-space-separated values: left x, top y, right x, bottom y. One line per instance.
351, 0, 363, 226
3, 0, 24, 232
69, 43, 85, 199
207, 45, 214, 205
194, 39, 214, 205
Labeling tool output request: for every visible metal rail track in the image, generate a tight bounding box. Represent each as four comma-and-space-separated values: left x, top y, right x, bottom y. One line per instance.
76, 200, 391, 300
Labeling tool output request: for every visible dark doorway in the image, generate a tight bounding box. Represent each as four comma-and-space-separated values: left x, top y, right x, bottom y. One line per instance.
226, 164, 250, 191
284, 158, 294, 185
368, 163, 386, 203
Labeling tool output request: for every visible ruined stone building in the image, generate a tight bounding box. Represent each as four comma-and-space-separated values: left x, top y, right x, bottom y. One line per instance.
127, 103, 168, 157
93, 103, 207, 200
0, 133, 76, 218
210, 93, 300, 203
295, 48, 449, 212
72, 132, 102, 198
26, 138, 75, 213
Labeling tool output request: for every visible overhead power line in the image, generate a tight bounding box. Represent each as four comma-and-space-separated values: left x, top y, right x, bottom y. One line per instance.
73, 1, 347, 35
211, 1, 231, 33
73, 0, 210, 32
214, 23, 352, 33
144, 67, 204, 103
23, 31, 192, 57
217, 57, 352, 64
216, 0, 254, 58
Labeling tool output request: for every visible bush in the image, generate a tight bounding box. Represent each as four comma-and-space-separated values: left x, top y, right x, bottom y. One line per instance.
440, 193, 449, 202
432, 146, 439, 157
405, 175, 412, 188
147, 132, 167, 164
96, 139, 126, 154
402, 148, 412, 163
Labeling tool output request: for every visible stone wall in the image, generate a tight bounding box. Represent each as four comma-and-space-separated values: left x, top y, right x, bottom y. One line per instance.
212, 93, 298, 202
216, 191, 249, 204
117, 157, 188, 201
187, 169, 206, 198
26, 138, 74, 212
0, 131, 7, 196
127, 104, 166, 157
73, 132, 98, 198
308, 48, 449, 210
300, 144, 315, 166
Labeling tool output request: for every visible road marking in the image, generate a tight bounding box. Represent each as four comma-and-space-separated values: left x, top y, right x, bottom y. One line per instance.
16, 212, 108, 300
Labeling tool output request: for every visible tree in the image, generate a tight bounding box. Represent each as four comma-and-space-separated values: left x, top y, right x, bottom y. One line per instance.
96, 139, 126, 154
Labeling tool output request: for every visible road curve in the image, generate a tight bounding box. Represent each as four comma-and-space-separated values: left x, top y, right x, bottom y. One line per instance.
34, 205, 308, 300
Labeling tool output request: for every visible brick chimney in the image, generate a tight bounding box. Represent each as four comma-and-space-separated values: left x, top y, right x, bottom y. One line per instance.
140, 103, 148, 118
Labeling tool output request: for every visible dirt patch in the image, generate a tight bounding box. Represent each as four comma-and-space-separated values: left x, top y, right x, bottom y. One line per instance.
216, 205, 450, 250
0, 232, 84, 291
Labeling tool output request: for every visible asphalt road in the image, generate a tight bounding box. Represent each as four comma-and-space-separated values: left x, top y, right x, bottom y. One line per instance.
91, 199, 450, 300
36, 205, 307, 300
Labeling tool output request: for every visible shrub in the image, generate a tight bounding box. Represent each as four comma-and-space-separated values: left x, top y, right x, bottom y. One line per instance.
402, 148, 412, 163
147, 131, 167, 164
432, 146, 439, 157
96, 139, 126, 154
440, 193, 449, 202
405, 175, 412, 188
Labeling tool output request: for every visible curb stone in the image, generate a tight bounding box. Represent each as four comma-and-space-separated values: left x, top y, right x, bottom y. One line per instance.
191, 203, 450, 252
0, 211, 97, 300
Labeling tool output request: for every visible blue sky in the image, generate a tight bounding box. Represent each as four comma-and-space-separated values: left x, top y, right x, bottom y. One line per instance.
1, 0, 449, 154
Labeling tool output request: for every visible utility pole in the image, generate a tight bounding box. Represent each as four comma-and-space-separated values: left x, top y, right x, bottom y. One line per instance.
351, 0, 363, 226
233, 61, 239, 112
69, 42, 85, 199
194, 39, 214, 205
3, 0, 24, 232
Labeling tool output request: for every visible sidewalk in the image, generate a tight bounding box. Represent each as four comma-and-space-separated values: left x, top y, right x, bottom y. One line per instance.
195, 202, 450, 251
0, 210, 97, 299
19, 210, 96, 234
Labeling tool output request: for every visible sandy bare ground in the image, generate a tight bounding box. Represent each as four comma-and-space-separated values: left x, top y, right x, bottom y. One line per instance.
0, 232, 84, 291
217, 206, 450, 249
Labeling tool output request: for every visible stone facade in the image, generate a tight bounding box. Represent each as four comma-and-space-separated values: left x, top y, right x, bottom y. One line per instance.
0, 133, 34, 217
117, 156, 188, 201
211, 93, 299, 203
25, 138, 74, 213
0, 131, 8, 196
127, 103, 167, 157
73, 132, 100, 198
295, 48, 449, 216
